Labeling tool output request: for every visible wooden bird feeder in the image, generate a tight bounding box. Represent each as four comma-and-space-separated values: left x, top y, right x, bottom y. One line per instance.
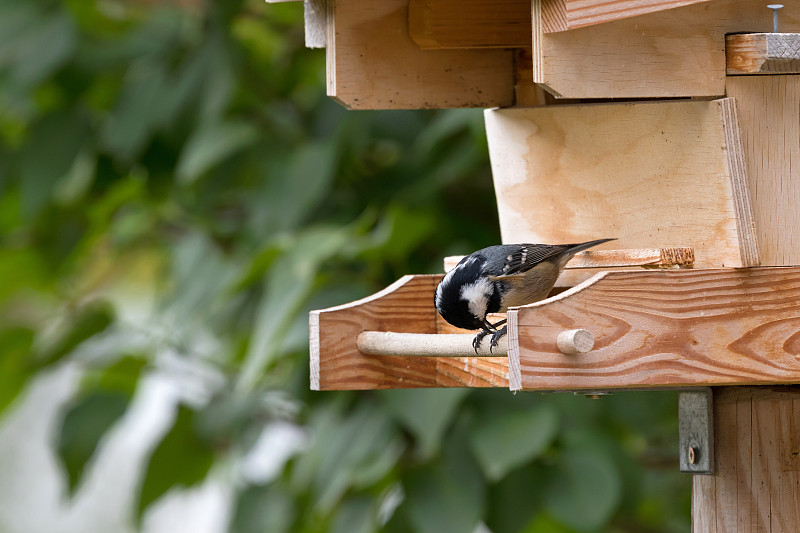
269, 0, 800, 528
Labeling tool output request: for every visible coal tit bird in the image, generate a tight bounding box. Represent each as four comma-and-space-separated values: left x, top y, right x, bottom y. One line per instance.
434, 238, 616, 352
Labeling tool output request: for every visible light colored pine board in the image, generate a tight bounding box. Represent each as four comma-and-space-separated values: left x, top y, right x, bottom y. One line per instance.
727, 33, 800, 75
326, 0, 513, 109
408, 0, 531, 49
726, 76, 800, 267
310, 274, 508, 390
508, 268, 800, 391
541, 0, 711, 33
514, 48, 552, 107
485, 100, 759, 280
357, 331, 507, 356
693, 387, 800, 532
532, 0, 800, 99
304, 0, 327, 48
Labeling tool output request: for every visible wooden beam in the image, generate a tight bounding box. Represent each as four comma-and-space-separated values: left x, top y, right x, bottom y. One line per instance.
726, 76, 800, 267
508, 268, 800, 391
408, 0, 531, 49
310, 275, 508, 390
326, 0, 513, 109
532, 0, 800, 99
541, 0, 712, 33
485, 99, 759, 280
726, 33, 800, 75
693, 387, 800, 531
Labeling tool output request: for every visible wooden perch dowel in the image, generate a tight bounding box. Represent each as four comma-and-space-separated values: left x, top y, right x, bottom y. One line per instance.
556, 329, 594, 355
726, 33, 800, 75
357, 331, 508, 357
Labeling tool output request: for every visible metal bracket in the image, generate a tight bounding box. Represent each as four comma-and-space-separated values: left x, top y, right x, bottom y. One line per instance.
678, 388, 714, 474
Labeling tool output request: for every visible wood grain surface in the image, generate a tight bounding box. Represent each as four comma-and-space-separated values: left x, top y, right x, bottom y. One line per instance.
310, 275, 508, 390
541, 0, 710, 33
693, 387, 800, 532
727, 33, 800, 75
727, 76, 800, 267
532, 0, 800, 99
508, 268, 800, 391
485, 100, 759, 275
326, 0, 513, 109
409, 0, 531, 49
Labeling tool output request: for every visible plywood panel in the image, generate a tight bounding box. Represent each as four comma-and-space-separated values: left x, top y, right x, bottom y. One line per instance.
533, 0, 800, 99
409, 0, 531, 49
485, 99, 759, 275
310, 275, 508, 390
693, 387, 800, 532
327, 0, 513, 109
726, 76, 800, 267
508, 268, 800, 391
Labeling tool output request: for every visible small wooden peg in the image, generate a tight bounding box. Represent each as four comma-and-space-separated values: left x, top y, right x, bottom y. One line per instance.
556, 329, 594, 355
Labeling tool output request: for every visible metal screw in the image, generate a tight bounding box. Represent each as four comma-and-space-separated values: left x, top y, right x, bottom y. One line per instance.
688, 446, 697, 465
768, 4, 784, 33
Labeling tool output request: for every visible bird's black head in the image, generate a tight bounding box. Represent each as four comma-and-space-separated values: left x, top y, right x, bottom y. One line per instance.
434, 254, 499, 331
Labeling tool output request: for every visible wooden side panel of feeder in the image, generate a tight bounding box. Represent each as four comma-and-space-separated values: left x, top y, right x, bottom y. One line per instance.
310, 274, 508, 390
693, 387, 800, 531
485, 98, 759, 281
508, 268, 800, 392
408, 0, 531, 49
727, 75, 800, 267
532, 0, 800, 99
540, 0, 712, 33
326, 0, 513, 109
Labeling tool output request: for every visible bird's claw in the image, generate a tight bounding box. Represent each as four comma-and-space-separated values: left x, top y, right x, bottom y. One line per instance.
489, 326, 508, 353
472, 329, 491, 353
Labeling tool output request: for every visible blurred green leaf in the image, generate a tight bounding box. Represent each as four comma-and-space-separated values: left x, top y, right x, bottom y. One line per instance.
380, 388, 468, 459
136, 404, 215, 521
470, 405, 559, 481
56, 391, 129, 494
331, 495, 376, 533
545, 449, 622, 531
0, 6, 77, 91
56, 356, 146, 494
230, 484, 294, 533
38, 300, 114, 367
19, 108, 89, 219
405, 418, 484, 533
0, 327, 36, 417
177, 120, 258, 184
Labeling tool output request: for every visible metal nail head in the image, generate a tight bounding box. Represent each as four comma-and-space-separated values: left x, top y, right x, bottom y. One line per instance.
768, 4, 784, 33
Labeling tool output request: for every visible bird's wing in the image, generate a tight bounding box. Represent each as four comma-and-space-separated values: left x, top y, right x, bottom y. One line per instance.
496, 244, 572, 276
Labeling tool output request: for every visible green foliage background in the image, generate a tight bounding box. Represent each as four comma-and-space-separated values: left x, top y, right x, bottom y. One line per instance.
0, 0, 691, 531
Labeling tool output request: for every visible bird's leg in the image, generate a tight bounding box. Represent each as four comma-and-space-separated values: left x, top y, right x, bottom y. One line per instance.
489, 326, 508, 352
472, 329, 491, 353
473, 318, 509, 353
472, 318, 499, 353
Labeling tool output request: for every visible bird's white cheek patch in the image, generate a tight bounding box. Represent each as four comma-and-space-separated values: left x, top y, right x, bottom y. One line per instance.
460, 278, 493, 321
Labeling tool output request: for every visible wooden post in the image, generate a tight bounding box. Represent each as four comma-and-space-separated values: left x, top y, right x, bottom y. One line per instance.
692, 387, 800, 531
